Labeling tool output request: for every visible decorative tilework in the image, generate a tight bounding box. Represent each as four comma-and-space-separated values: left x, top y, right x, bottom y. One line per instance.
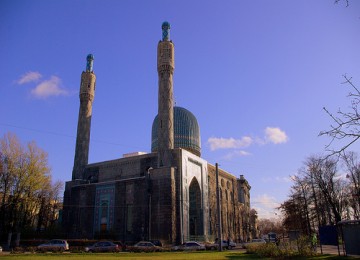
93, 185, 115, 233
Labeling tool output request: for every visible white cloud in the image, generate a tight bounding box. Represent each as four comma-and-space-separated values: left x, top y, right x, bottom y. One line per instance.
261, 176, 292, 183
222, 150, 252, 160
207, 127, 288, 153
252, 194, 281, 219
16, 71, 42, 84
253, 194, 280, 208
16, 72, 70, 99
254, 207, 282, 220
264, 127, 288, 144
31, 76, 69, 99
208, 136, 253, 151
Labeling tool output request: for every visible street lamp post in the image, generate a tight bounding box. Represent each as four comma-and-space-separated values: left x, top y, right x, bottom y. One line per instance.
147, 167, 153, 241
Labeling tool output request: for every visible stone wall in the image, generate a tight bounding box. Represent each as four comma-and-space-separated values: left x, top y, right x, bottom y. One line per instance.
207, 164, 250, 242
150, 167, 176, 243
63, 151, 251, 243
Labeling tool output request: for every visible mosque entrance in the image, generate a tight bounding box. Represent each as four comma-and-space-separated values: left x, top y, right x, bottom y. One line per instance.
189, 177, 203, 237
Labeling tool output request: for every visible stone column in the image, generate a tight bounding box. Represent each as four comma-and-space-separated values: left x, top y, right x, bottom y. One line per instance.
72, 54, 96, 180
157, 22, 175, 167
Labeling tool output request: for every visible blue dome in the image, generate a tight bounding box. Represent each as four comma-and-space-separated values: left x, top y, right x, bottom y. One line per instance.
151, 107, 201, 156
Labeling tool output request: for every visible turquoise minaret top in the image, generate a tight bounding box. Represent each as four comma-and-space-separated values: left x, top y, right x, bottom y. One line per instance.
162, 21, 170, 41
86, 54, 94, 72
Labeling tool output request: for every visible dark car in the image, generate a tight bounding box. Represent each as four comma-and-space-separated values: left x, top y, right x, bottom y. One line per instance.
37, 239, 69, 252
85, 241, 120, 252
150, 240, 162, 247
131, 241, 162, 252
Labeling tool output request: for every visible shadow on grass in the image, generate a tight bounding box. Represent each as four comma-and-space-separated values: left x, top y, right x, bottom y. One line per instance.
225, 253, 267, 259
308, 255, 357, 260
225, 253, 357, 260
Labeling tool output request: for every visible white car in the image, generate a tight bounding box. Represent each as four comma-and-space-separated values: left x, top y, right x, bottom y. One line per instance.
207, 240, 236, 250
37, 239, 69, 252
172, 241, 206, 251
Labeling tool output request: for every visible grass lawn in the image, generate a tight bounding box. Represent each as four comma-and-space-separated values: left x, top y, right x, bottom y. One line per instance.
0, 251, 355, 260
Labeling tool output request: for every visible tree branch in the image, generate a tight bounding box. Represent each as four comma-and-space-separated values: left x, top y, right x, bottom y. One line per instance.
320, 75, 360, 156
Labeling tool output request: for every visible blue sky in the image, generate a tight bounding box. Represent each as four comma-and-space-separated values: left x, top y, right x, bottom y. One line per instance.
1, 0, 360, 219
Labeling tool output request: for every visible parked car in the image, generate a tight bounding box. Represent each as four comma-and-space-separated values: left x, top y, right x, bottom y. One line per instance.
242, 239, 266, 248
0, 246, 2, 252
150, 240, 162, 247
172, 241, 206, 251
207, 239, 236, 250
267, 232, 277, 243
37, 239, 69, 252
85, 241, 120, 252
228, 240, 237, 249
131, 241, 162, 252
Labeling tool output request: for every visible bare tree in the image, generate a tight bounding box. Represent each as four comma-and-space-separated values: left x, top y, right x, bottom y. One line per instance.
306, 156, 347, 223
249, 209, 260, 238
281, 155, 353, 235
334, 0, 349, 7
292, 175, 313, 234
341, 151, 360, 218
279, 185, 313, 235
257, 217, 284, 238
320, 75, 360, 156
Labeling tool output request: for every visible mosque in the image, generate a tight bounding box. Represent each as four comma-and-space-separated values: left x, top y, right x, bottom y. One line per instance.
62, 22, 252, 244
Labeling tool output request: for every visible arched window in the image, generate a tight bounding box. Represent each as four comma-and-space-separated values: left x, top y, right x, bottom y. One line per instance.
189, 177, 203, 236
100, 200, 108, 231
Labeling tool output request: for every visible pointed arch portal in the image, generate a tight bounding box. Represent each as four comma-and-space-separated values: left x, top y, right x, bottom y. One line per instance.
189, 177, 203, 237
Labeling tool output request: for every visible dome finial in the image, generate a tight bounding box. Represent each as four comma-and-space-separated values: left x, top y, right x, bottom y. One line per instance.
161, 21, 171, 41
86, 54, 94, 72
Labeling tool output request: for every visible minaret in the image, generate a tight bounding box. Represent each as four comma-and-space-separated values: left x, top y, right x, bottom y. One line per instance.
72, 54, 96, 180
157, 21, 175, 167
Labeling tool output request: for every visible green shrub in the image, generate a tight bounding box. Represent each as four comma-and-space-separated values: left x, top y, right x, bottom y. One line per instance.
69, 246, 86, 253
246, 243, 282, 258
246, 238, 317, 258
296, 235, 316, 257
245, 244, 263, 254
26, 246, 37, 253
277, 241, 296, 257
10, 247, 25, 254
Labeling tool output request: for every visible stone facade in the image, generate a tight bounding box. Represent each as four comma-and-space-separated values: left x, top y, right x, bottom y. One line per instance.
62, 22, 252, 245
207, 165, 251, 242
63, 149, 252, 243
